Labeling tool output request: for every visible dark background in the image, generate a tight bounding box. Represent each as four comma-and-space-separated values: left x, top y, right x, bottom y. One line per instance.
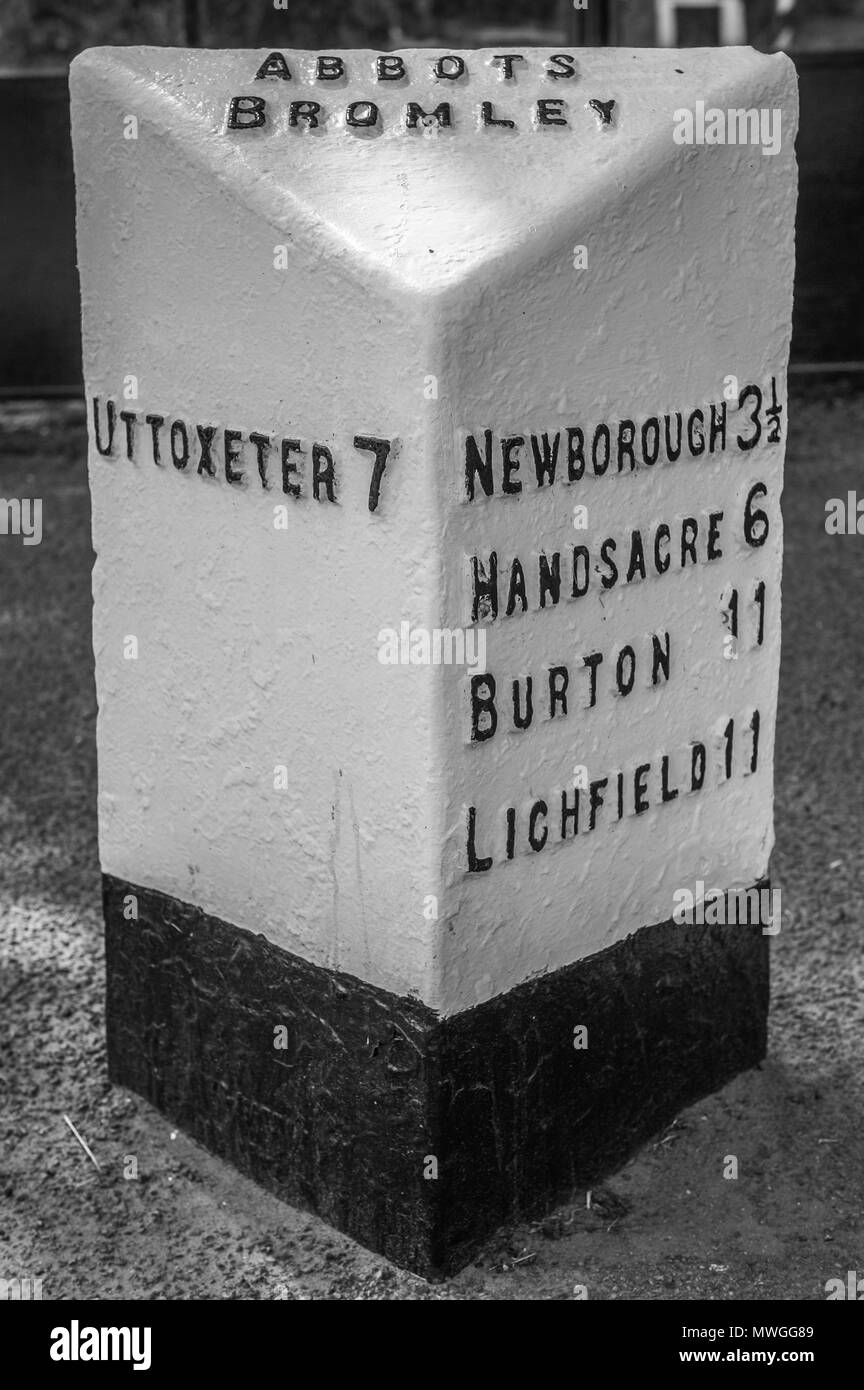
1, 0, 863, 392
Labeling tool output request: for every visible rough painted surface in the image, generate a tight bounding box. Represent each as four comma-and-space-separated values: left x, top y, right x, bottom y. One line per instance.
103, 876, 439, 1273
104, 874, 769, 1277
434, 55, 798, 1012
71, 47, 443, 1007
72, 47, 797, 1017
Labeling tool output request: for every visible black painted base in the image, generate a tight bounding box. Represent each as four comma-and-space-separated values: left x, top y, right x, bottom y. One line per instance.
103, 875, 769, 1278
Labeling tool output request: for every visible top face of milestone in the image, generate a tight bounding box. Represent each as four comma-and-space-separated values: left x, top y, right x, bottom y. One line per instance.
71, 46, 795, 291
73, 43, 789, 146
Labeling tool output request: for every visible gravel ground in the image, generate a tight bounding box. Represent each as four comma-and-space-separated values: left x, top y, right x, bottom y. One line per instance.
1, 382, 863, 1301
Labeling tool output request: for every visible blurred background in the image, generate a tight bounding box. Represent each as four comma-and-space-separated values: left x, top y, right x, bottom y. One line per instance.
0, 0, 862, 394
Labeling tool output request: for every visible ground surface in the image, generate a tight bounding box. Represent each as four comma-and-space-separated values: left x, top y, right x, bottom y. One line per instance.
1, 383, 863, 1301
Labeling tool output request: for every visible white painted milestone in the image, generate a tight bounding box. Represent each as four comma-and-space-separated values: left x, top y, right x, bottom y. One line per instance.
71, 46, 797, 1017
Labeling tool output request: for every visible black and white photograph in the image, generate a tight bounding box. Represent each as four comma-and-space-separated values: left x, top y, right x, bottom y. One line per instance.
1, 0, 863, 1352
